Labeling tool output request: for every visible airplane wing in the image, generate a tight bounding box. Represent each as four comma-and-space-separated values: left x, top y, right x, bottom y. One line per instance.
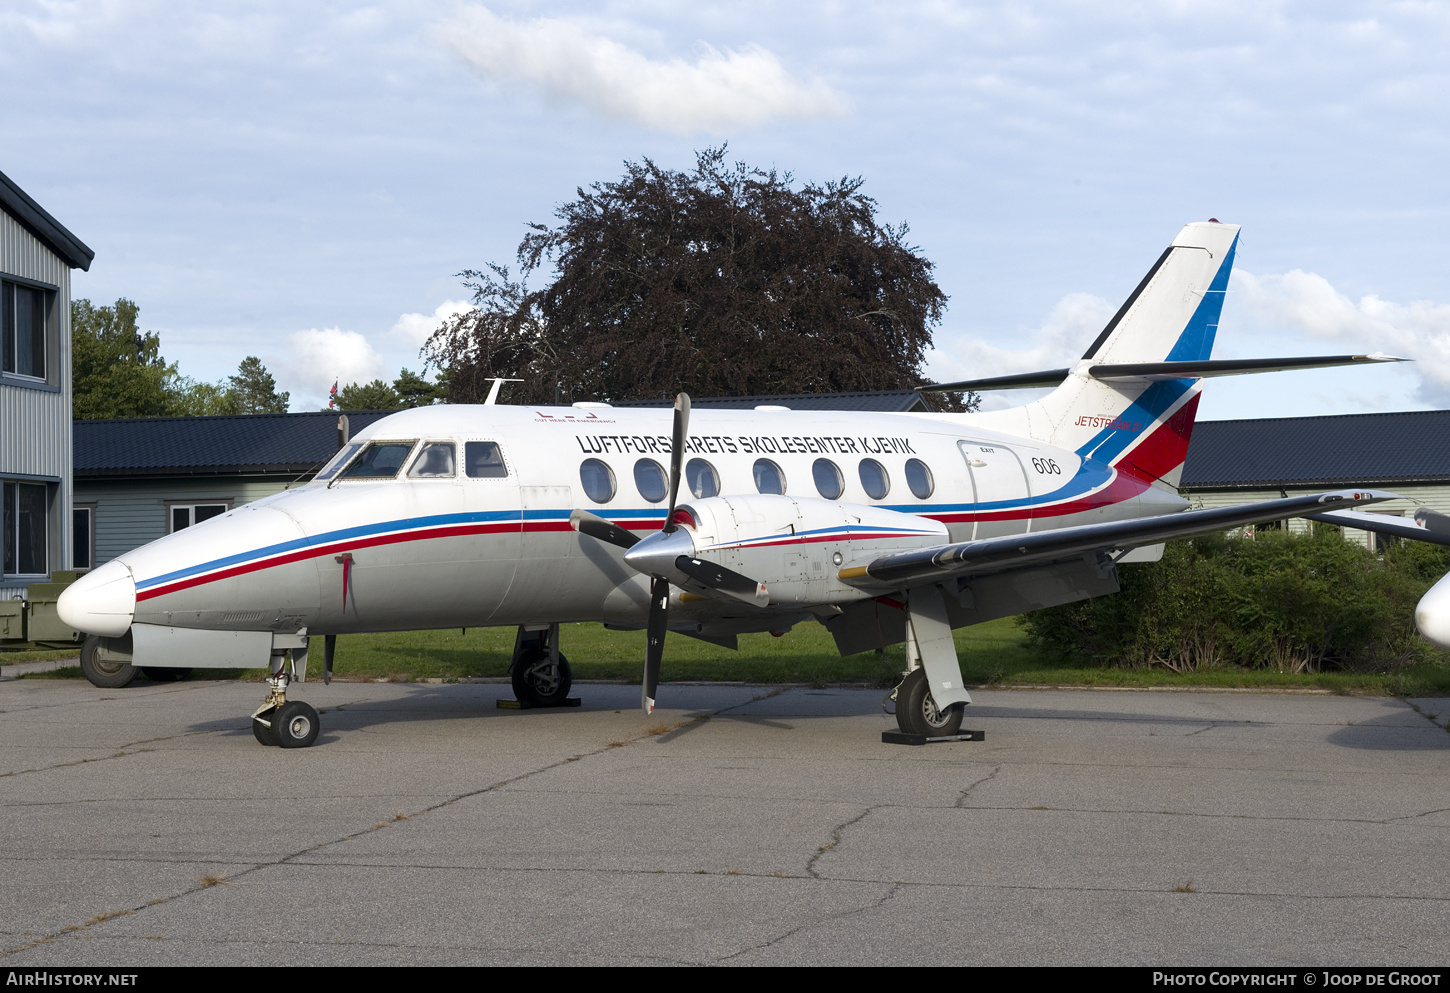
1305, 508, 1450, 548
839, 489, 1399, 588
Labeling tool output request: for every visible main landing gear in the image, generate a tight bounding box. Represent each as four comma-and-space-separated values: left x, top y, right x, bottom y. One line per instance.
252, 648, 319, 748
884, 586, 980, 743
509, 624, 574, 708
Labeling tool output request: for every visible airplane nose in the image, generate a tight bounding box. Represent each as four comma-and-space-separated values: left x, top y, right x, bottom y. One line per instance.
1415, 572, 1450, 650
57, 560, 136, 638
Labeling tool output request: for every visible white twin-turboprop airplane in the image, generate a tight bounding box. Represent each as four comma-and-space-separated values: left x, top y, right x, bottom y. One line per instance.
58, 220, 1411, 747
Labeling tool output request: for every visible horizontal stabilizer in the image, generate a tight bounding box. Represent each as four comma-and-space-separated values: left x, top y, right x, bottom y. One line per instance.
918, 354, 1406, 393
1306, 508, 1450, 548
841, 489, 1397, 587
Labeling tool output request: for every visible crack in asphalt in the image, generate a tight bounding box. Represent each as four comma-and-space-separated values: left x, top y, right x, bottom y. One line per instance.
0, 740, 180, 779
806, 805, 889, 879
1403, 700, 1450, 734
954, 765, 1002, 807
715, 882, 903, 963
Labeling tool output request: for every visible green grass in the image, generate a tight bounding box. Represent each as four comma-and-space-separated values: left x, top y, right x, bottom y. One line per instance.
0, 646, 86, 663
12, 616, 1450, 695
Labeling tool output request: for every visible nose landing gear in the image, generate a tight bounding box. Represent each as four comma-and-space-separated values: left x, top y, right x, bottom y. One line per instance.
252, 649, 320, 748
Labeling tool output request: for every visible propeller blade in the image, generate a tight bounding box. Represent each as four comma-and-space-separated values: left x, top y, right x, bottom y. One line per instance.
569, 509, 641, 549
643, 575, 670, 713
664, 393, 691, 533
674, 555, 768, 607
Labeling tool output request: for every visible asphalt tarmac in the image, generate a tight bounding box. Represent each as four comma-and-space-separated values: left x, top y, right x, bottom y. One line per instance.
2, 675, 1448, 966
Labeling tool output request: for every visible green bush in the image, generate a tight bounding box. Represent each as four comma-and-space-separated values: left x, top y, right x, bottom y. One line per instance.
1021, 527, 1450, 673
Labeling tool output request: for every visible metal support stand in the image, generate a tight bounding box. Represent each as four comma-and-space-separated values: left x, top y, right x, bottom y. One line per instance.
881, 729, 985, 746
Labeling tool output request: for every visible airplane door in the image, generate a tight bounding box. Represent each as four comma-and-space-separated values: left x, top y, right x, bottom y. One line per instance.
461, 440, 522, 625
496, 485, 579, 619
958, 440, 1031, 540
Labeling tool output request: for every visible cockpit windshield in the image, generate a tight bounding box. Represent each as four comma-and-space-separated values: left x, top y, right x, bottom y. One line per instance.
314, 442, 363, 483
339, 442, 418, 480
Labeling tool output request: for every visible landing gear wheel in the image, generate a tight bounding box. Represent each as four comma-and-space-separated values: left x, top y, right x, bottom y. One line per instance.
275, 701, 320, 748
895, 667, 964, 737
511, 649, 572, 707
253, 707, 280, 746
80, 635, 137, 689
142, 667, 191, 682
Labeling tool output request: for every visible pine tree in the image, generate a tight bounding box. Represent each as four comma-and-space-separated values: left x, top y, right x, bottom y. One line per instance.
227, 356, 290, 413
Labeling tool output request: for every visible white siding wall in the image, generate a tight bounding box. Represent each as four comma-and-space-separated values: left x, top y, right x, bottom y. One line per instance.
1, 210, 73, 588
1184, 485, 1450, 550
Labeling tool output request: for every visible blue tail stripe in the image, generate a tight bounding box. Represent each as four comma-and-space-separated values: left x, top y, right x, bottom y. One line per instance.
1165, 234, 1237, 362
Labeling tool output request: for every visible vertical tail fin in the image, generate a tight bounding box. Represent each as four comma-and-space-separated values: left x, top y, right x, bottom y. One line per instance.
1027, 221, 1240, 487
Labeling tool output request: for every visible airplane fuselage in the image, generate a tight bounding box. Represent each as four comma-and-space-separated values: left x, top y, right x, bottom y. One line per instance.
66, 402, 1188, 641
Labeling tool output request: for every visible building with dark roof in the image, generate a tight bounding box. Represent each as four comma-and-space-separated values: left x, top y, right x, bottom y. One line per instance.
1180, 410, 1450, 546
74, 411, 391, 568
2, 169, 94, 592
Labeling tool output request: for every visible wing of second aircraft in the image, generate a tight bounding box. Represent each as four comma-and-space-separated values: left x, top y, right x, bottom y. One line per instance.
840, 489, 1398, 588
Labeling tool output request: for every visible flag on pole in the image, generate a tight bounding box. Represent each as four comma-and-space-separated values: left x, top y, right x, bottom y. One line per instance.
328, 380, 339, 409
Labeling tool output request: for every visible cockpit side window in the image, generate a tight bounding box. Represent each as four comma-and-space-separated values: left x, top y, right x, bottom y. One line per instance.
465, 441, 509, 478
408, 442, 457, 478
340, 442, 418, 479
314, 442, 364, 483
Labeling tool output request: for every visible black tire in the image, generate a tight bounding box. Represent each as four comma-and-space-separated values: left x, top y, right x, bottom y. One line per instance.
253, 707, 280, 746
511, 648, 572, 707
142, 667, 191, 682
80, 635, 137, 689
275, 701, 320, 748
895, 667, 964, 737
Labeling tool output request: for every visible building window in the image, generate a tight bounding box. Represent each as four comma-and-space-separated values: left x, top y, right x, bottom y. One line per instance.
3, 481, 48, 576
1, 279, 51, 380
73, 505, 95, 571
168, 502, 229, 533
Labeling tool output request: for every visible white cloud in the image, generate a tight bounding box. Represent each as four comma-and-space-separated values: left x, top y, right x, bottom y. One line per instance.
926, 292, 1115, 409
1232, 269, 1450, 405
283, 327, 389, 407
388, 299, 475, 349
439, 5, 845, 134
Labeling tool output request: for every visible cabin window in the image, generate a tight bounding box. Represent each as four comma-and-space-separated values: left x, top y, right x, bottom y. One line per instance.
409, 442, 457, 478
812, 459, 844, 500
464, 442, 509, 478
580, 459, 616, 503
2, 481, 47, 576
340, 442, 417, 479
905, 459, 934, 499
315, 442, 363, 482
753, 459, 786, 495
858, 459, 889, 500
168, 502, 229, 533
686, 459, 719, 498
634, 459, 668, 503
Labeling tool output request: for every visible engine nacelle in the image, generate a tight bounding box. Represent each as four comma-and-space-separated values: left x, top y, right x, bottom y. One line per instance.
674, 494, 948, 606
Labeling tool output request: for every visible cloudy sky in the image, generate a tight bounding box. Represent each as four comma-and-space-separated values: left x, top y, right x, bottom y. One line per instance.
4, 1, 1447, 418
